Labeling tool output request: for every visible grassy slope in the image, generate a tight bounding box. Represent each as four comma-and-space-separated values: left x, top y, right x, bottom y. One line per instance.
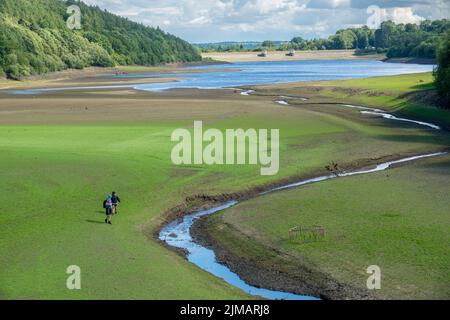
209, 154, 450, 299
203, 72, 450, 299
0, 124, 249, 299
312, 73, 449, 128
0, 72, 449, 299
321, 73, 450, 126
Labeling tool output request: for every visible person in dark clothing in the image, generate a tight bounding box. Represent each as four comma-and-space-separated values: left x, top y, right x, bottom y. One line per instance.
104, 195, 113, 224
111, 191, 121, 215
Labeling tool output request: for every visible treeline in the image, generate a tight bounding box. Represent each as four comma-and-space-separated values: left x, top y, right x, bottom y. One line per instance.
200, 19, 450, 61
434, 31, 450, 104
283, 20, 450, 59
197, 41, 283, 52
0, 0, 201, 79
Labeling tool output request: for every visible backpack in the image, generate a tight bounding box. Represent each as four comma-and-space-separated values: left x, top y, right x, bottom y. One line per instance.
103, 200, 107, 209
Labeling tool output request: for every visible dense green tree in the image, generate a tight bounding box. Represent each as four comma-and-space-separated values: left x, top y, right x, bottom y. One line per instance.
375, 21, 399, 48
196, 20, 449, 62
384, 20, 450, 59
0, 0, 201, 79
261, 40, 275, 49
434, 31, 450, 104
331, 29, 357, 49
357, 31, 369, 49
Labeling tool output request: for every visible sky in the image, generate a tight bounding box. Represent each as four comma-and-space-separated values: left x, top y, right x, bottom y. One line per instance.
82, 0, 450, 43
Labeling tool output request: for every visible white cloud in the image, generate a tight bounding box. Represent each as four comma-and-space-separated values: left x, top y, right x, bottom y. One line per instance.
241, 0, 300, 14
189, 16, 212, 25
80, 0, 449, 42
367, 5, 425, 28
384, 7, 425, 24
308, 0, 351, 9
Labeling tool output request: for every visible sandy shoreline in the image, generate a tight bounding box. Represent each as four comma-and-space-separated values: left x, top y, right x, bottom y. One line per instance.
202, 50, 384, 63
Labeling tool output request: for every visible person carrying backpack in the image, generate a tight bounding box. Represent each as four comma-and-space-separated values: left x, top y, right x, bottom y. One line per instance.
103, 195, 113, 225
111, 191, 121, 215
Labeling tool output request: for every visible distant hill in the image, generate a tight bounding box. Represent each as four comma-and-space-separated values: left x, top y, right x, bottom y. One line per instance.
0, 0, 201, 79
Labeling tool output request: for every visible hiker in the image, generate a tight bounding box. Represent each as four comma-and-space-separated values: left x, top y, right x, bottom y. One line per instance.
111, 191, 121, 215
103, 194, 113, 225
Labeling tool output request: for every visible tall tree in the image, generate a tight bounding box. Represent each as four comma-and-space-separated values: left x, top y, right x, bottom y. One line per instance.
434, 31, 450, 105
376, 21, 398, 48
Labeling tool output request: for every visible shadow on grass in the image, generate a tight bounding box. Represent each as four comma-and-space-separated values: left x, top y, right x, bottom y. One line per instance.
410, 83, 435, 91
374, 134, 450, 146
419, 159, 450, 173
86, 219, 105, 224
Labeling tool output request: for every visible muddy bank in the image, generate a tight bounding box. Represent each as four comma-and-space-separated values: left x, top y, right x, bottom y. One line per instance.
17, 60, 230, 81
191, 216, 377, 300
383, 57, 436, 65
0, 60, 232, 91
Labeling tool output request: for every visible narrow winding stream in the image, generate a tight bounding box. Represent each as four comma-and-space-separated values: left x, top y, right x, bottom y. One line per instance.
159, 151, 446, 300
159, 97, 445, 300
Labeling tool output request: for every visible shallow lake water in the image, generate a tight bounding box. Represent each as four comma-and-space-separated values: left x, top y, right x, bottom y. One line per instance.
122, 59, 435, 91
4, 59, 434, 94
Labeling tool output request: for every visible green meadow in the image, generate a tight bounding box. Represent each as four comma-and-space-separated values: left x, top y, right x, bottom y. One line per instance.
202, 72, 450, 299
0, 72, 449, 299
206, 153, 450, 299
281, 72, 450, 129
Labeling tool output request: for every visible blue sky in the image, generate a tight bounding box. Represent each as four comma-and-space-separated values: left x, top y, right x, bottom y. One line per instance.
83, 0, 450, 42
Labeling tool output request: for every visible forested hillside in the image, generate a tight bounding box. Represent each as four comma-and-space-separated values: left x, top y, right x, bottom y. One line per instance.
434, 31, 450, 103
0, 0, 201, 79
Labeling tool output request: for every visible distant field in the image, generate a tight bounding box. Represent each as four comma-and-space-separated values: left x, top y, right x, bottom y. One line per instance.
202, 50, 384, 63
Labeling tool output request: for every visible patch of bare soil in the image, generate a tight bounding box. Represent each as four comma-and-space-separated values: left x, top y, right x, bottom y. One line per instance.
383, 57, 436, 65
329, 87, 390, 96
400, 90, 450, 109
202, 50, 381, 63
22, 67, 119, 81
